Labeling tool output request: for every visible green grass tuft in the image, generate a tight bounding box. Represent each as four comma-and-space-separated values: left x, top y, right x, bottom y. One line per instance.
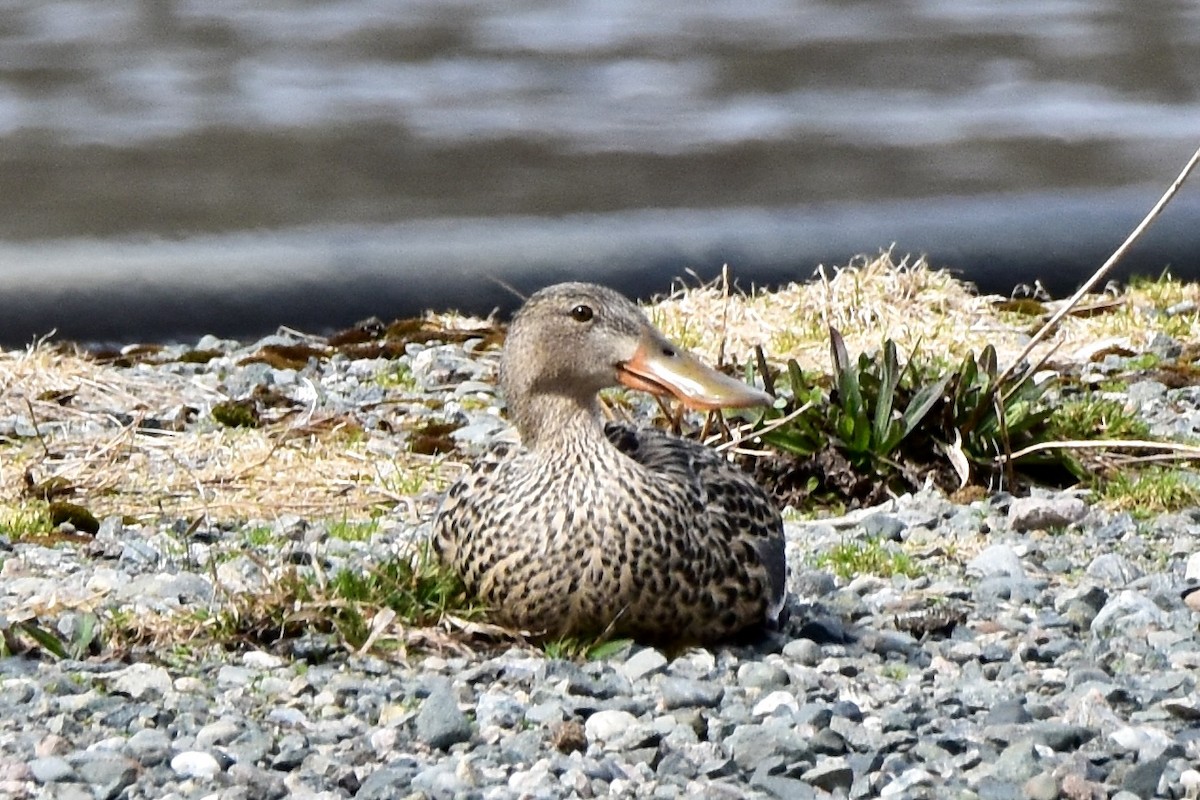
1047, 395, 1151, 441
325, 516, 381, 542
375, 362, 419, 392
814, 536, 922, 581
1094, 467, 1200, 518
0, 502, 53, 538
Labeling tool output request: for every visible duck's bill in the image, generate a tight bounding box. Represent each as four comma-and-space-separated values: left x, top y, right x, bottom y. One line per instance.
617, 332, 773, 410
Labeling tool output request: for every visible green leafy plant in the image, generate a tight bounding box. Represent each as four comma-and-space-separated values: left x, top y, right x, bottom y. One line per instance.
827, 330, 948, 469
739, 329, 1079, 504
747, 355, 826, 457
0, 611, 99, 660
938, 344, 1057, 477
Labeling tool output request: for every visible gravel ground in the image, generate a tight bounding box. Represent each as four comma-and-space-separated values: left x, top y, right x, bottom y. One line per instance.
2, 325, 1200, 800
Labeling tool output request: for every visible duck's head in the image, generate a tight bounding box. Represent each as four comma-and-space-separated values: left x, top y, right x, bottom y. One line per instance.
500, 282, 772, 445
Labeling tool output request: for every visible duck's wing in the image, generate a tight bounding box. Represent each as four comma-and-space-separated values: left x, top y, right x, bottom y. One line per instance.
604, 422, 788, 625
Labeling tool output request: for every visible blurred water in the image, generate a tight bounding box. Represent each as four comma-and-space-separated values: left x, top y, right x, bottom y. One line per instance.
0, 0, 1198, 341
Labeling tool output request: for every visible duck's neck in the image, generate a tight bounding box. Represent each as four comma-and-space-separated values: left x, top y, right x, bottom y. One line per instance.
508, 391, 608, 454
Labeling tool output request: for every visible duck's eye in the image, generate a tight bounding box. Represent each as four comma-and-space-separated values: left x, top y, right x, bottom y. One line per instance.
569, 304, 594, 323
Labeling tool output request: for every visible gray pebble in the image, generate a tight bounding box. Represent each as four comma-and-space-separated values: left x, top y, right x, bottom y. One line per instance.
737, 662, 789, 690
1087, 553, 1142, 585
782, 638, 822, 665
125, 729, 172, 766
860, 513, 906, 542
110, 664, 173, 700
1023, 771, 1059, 800
802, 758, 854, 793
967, 544, 1026, 579
621, 648, 670, 682
1122, 756, 1167, 799
1008, 495, 1087, 532
28, 756, 76, 784
72, 754, 138, 798
658, 677, 724, 710
415, 684, 472, 750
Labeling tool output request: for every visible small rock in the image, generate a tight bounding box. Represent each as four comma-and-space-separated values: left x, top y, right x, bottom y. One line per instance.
1185, 589, 1200, 612
986, 699, 1032, 726
1008, 495, 1086, 532
724, 724, 806, 772
802, 758, 854, 793
861, 513, 906, 542
125, 729, 172, 766
28, 756, 75, 784
1179, 769, 1200, 793
475, 691, 525, 729
1091, 591, 1171, 637
967, 544, 1025, 579
242, 651, 285, 669
621, 648, 669, 682
409, 761, 472, 800
791, 569, 838, 598
110, 664, 173, 700
1125, 379, 1168, 405
1086, 553, 1141, 586
1122, 756, 1167, 800
1162, 694, 1200, 721
810, 728, 847, 755
170, 751, 222, 779
1029, 721, 1094, 752
753, 773, 817, 799
1023, 772, 1059, 800
1185, 552, 1200, 582
585, 709, 639, 745
752, 691, 799, 717
659, 678, 724, 710
782, 638, 822, 665
195, 718, 242, 748
1148, 333, 1182, 358
994, 738, 1040, 781
415, 683, 472, 750
880, 767, 936, 798
1110, 726, 1174, 761
72, 754, 138, 797
737, 662, 789, 690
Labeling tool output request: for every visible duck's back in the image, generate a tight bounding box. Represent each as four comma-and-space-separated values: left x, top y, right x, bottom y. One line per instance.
432, 423, 786, 644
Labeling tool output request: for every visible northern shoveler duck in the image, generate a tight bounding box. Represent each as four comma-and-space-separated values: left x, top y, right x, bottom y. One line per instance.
432, 282, 786, 645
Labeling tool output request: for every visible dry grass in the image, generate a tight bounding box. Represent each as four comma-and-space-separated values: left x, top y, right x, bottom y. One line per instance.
2, 252, 1198, 526
0, 343, 457, 527
650, 252, 1200, 373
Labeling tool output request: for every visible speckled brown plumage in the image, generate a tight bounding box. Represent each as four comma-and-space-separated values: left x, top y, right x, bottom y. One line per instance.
431, 283, 786, 645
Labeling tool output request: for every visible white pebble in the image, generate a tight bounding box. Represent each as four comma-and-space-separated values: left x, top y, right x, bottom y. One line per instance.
1185, 552, 1200, 582
170, 751, 221, 779
585, 709, 638, 744
241, 651, 285, 670
753, 690, 799, 717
